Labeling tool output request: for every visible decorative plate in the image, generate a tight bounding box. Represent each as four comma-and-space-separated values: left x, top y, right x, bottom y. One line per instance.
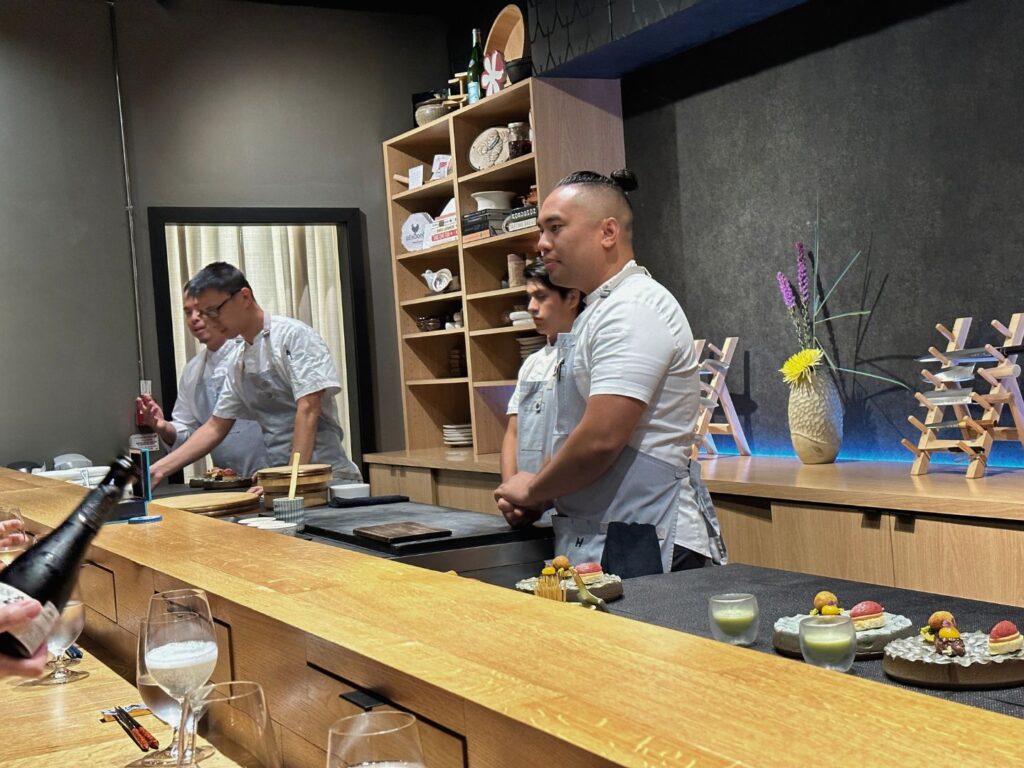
401, 212, 434, 252
469, 127, 510, 171
883, 632, 1024, 689
772, 612, 916, 659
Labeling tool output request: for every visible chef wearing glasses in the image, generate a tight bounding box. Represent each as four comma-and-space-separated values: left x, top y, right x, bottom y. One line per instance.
149, 262, 361, 485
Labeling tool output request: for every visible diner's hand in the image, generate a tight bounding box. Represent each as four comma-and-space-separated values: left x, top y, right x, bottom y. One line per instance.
0, 601, 49, 679
0, 518, 28, 551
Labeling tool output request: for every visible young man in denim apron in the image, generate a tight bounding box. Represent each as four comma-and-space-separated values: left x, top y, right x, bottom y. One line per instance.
150, 262, 361, 486
498, 261, 582, 528
494, 170, 726, 575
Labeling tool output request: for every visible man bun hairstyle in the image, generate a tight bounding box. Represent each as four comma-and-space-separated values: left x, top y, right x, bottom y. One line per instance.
185, 261, 252, 299
555, 168, 638, 208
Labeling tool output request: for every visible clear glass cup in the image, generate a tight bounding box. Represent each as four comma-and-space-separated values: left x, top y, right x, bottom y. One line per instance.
799, 615, 857, 672
178, 681, 280, 768
127, 618, 183, 767
29, 585, 87, 685
327, 711, 425, 768
0, 505, 33, 567
145, 589, 218, 764
708, 593, 759, 646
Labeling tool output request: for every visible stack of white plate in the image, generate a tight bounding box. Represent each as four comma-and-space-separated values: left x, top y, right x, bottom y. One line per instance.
516, 334, 546, 361
510, 310, 534, 328
442, 423, 473, 447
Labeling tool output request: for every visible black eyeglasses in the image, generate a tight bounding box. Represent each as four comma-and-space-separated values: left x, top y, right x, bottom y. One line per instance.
187, 290, 240, 320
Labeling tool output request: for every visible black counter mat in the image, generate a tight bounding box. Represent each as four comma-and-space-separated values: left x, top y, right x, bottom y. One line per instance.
610, 563, 1024, 719
302, 502, 551, 555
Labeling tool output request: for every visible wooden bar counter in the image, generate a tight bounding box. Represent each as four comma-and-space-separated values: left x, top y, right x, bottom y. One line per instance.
367, 450, 1024, 607
4, 469, 1024, 766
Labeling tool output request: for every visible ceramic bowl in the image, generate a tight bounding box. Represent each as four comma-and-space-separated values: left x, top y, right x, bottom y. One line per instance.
414, 98, 449, 127
472, 190, 517, 211
505, 57, 533, 84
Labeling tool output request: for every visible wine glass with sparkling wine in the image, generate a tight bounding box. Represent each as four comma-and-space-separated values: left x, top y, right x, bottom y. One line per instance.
145, 589, 218, 764
127, 618, 184, 767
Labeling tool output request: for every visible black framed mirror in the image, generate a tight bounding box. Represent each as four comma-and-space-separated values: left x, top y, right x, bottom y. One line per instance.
147, 207, 375, 479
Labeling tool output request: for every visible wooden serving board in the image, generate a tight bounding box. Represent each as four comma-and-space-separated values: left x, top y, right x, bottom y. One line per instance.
154, 492, 261, 517
883, 632, 1024, 689
352, 521, 452, 544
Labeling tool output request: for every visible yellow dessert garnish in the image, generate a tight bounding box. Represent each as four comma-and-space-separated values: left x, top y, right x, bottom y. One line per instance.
541, 566, 556, 576
938, 626, 960, 640
821, 603, 842, 616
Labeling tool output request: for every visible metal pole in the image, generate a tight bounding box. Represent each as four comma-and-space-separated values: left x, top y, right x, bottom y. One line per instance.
107, 0, 146, 380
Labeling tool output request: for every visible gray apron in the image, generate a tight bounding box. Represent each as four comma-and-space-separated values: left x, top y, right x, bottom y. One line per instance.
515, 375, 554, 475
238, 333, 361, 481
544, 265, 727, 572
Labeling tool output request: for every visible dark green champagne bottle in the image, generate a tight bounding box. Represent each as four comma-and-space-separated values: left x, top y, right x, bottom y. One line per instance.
467, 28, 484, 104
0, 456, 137, 658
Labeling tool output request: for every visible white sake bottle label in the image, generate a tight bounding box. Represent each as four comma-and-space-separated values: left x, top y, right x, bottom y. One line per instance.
0, 583, 59, 654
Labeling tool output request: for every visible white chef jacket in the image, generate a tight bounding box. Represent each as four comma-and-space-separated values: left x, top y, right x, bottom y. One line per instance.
167, 340, 268, 478
213, 313, 362, 482
569, 260, 709, 557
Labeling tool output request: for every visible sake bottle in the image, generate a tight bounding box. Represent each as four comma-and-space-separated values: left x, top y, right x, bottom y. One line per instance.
0, 456, 137, 658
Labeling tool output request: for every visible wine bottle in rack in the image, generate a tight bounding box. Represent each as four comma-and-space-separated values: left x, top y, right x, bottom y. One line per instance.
467, 28, 484, 104
0, 456, 138, 658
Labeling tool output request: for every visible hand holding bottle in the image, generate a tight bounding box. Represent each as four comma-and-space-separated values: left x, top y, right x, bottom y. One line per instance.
0, 600, 48, 679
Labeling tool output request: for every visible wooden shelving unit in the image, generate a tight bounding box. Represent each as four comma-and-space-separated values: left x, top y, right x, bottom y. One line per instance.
383, 78, 624, 455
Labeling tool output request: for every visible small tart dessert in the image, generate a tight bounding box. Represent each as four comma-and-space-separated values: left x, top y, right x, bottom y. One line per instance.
921, 610, 956, 644
850, 600, 886, 631
988, 620, 1023, 655
810, 591, 842, 616
574, 562, 604, 585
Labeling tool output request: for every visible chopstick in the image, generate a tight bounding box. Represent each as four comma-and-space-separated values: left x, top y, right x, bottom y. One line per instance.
117, 705, 159, 750
287, 451, 301, 500
112, 708, 149, 752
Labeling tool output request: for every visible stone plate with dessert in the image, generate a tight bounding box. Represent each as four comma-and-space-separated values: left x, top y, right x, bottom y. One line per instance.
189, 467, 252, 490
883, 613, 1024, 689
773, 592, 916, 659
515, 560, 624, 603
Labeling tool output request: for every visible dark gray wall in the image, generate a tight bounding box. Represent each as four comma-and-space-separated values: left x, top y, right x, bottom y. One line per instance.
0, 1, 136, 466
623, 0, 1024, 465
0, 0, 449, 467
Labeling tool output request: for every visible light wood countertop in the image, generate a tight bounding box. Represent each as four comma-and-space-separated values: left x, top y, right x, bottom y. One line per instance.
364, 450, 1024, 521
5, 472, 1024, 766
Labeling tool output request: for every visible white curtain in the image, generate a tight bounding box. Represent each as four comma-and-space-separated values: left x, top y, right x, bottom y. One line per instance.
165, 224, 352, 461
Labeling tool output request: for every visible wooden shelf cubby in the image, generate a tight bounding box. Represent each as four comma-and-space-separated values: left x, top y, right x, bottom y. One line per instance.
383, 78, 624, 455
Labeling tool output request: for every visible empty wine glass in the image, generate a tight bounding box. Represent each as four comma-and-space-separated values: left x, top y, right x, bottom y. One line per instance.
327, 711, 425, 768
178, 681, 280, 768
29, 584, 87, 685
0, 505, 33, 568
145, 589, 218, 764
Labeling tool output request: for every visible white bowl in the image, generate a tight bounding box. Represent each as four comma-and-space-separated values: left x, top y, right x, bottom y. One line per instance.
471, 191, 516, 211
243, 517, 280, 528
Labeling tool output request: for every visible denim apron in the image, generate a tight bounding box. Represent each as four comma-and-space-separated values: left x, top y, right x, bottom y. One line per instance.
192, 346, 268, 478
545, 265, 727, 571
238, 322, 361, 482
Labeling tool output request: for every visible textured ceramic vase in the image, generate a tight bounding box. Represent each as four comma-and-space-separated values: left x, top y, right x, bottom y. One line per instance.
788, 372, 843, 464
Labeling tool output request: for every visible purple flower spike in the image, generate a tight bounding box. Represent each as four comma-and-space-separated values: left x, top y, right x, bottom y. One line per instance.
776, 271, 796, 309
796, 242, 810, 305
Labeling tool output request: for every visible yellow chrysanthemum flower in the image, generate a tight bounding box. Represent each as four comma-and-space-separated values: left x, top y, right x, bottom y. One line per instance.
780, 348, 824, 385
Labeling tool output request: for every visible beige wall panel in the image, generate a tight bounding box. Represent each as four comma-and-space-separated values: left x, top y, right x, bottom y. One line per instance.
713, 494, 777, 568
771, 503, 895, 586
435, 469, 501, 515
890, 514, 1024, 607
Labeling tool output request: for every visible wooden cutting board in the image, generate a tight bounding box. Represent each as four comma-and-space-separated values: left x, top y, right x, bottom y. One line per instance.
352, 521, 452, 544
154, 492, 261, 516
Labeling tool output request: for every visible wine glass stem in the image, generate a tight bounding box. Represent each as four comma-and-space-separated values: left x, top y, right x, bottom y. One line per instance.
51, 656, 69, 682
